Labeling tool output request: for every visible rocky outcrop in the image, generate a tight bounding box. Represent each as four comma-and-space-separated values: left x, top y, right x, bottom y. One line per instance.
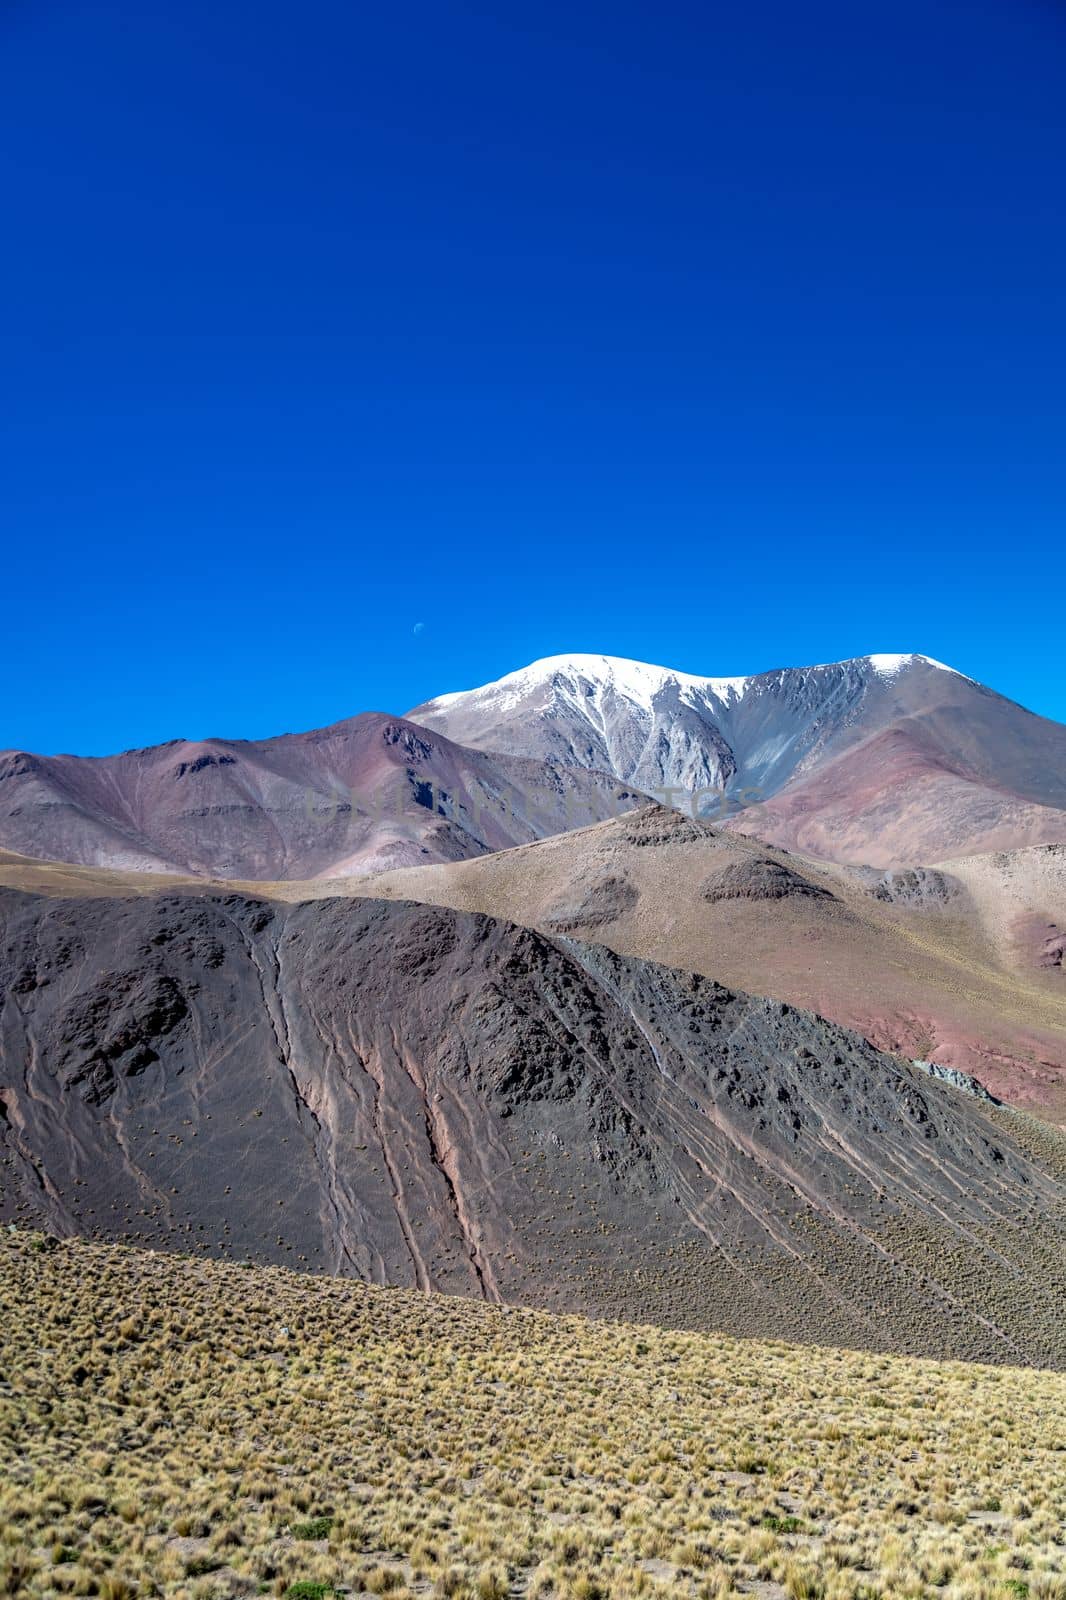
701, 857, 837, 904
911, 1059, 999, 1103
544, 874, 640, 930
862, 867, 960, 907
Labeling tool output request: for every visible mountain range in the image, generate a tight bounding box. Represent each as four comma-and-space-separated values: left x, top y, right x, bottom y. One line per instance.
409, 652, 1066, 866
5, 650, 1066, 877
0, 712, 645, 878
2, 647, 1065, 1364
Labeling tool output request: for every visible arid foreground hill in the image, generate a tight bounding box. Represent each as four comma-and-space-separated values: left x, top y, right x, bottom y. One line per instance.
2, 1231, 1065, 1600
1, 885, 1063, 1367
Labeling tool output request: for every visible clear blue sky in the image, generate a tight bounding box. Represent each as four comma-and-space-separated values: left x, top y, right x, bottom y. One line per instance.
3, 0, 1064, 754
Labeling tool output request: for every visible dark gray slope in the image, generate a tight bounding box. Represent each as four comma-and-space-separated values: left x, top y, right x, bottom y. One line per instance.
1, 887, 1062, 1365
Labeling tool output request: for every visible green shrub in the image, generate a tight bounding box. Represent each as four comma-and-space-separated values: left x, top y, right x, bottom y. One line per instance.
291, 1515, 334, 1540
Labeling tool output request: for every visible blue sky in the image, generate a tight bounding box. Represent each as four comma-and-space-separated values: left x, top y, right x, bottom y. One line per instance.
2, 0, 1064, 754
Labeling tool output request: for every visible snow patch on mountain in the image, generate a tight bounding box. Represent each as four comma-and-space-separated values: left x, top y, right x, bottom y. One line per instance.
867, 653, 972, 683
425, 651, 972, 717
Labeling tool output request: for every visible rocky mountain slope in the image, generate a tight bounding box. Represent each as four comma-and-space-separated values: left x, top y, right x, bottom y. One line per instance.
409, 652, 1066, 865
342, 806, 1066, 1119
930, 841, 1066, 973
0, 713, 644, 878
727, 724, 1066, 866
1, 885, 1063, 1365
3, 811, 1063, 1116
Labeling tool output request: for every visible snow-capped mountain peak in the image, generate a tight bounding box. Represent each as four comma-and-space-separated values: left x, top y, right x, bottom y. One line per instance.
407, 650, 982, 800
427, 653, 753, 718
865, 652, 972, 682
423, 650, 969, 718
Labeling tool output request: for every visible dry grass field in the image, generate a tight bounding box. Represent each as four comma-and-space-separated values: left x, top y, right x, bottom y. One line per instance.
3, 1232, 1064, 1600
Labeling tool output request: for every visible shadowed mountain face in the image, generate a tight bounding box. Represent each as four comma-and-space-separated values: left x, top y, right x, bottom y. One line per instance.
1, 887, 1063, 1366
409, 653, 1066, 865
0, 714, 645, 879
